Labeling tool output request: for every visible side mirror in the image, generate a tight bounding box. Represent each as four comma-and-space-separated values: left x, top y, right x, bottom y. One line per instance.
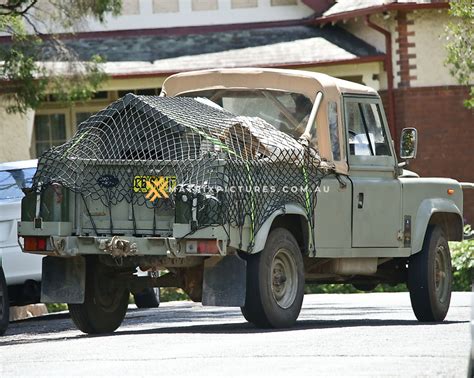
400, 128, 418, 160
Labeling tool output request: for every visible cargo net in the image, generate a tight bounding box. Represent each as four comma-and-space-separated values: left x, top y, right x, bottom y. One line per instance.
33, 94, 335, 251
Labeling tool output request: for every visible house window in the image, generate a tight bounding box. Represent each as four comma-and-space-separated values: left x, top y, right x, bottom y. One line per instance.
271, 0, 297, 6
121, 0, 140, 15
34, 114, 67, 157
42, 91, 110, 103
231, 0, 257, 8
192, 0, 218, 11
153, 0, 179, 13
90, 91, 109, 100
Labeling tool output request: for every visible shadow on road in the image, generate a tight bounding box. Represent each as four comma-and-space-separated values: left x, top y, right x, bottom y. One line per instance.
0, 304, 467, 347
114, 317, 467, 336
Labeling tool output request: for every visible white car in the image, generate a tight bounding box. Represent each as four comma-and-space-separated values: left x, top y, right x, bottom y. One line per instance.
0, 160, 43, 315
0, 259, 8, 335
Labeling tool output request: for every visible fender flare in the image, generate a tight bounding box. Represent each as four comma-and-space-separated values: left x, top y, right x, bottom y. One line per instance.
252, 204, 309, 253
411, 198, 462, 254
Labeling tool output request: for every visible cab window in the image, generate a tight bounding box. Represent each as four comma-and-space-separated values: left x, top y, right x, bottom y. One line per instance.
328, 101, 340, 160
346, 101, 391, 157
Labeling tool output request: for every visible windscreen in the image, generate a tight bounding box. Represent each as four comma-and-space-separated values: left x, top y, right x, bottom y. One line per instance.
180, 89, 313, 139
0, 168, 36, 200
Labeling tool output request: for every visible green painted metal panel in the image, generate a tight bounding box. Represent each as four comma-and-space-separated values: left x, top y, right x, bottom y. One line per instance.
314, 175, 352, 249
351, 175, 402, 247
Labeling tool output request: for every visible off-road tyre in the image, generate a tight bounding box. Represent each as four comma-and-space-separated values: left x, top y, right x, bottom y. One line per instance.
68, 258, 129, 334
408, 225, 452, 322
0, 267, 9, 336
241, 228, 304, 328
134, 288, 160, 309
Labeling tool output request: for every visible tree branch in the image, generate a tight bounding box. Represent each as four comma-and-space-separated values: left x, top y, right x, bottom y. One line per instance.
0, 0, 37, 16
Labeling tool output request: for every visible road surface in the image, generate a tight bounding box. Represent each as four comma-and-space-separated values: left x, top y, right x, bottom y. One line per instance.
0, 292, 471, 377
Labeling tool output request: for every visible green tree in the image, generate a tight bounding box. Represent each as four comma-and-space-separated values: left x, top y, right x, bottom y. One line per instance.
0, 0, 122, 114
445, 0, 474, 108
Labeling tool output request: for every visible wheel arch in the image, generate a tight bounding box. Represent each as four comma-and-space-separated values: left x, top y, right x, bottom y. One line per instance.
252, 204, 309, 254
412, 198, 463, 254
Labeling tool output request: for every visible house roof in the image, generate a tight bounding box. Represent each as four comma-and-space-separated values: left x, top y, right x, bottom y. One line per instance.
323, 0, 391, 17
317, 0, 449, 23
62, 25, 380, 63
56, 25, 382, 77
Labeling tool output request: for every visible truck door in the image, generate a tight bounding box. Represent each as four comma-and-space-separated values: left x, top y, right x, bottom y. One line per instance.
314, 100, 352, 251
344, 96, 402, 248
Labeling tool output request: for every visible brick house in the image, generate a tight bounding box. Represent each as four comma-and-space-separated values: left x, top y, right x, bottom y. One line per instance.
0, 0, 472, 221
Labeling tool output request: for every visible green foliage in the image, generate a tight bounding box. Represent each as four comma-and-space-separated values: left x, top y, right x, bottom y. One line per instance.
449, 224, 474, 291
0, 23, 46, 112
74, 0, 122, 22
445, 0, 474, 108
305, 283, 407, 294
0, 0, 122, 114
45, 303, 68, 313
160, 287, 189, 302
47, 55, 107, 103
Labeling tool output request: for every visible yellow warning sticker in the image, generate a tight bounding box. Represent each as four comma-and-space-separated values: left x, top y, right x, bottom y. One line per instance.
133, 176, 176, 200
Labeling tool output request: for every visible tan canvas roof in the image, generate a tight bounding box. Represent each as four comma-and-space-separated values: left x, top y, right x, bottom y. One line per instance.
162, 68, 378, 98
162, 68, 380, 175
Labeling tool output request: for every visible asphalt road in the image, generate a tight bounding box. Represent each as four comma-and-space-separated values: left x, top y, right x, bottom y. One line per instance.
0, 292, 471, 377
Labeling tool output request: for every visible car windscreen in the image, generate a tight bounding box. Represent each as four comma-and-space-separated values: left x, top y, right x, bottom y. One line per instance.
0, 168, 36, 200
179, 89, 313, 139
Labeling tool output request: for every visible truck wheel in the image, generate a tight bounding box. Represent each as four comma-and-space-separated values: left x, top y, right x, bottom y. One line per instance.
408, 225, 452, 322
0, 267, 9, 336
241, 228, 304, 328
68, 260, 129, 334
134, 288, 160, 309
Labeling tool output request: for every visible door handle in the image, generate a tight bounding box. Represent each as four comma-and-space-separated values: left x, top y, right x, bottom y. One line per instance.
357, 193, 364, 209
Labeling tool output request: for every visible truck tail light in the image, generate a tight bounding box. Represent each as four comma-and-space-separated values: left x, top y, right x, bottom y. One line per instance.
185, 239, 220, 254
24, 236, 48, 252
198, 240, 219, 254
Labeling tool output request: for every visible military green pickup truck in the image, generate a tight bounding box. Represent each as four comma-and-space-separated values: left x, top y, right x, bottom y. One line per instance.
18, 68, 468, 334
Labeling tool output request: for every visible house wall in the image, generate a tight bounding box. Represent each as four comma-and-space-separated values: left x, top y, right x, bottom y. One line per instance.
0, 101, 34, 163
341, 14, 389, 54
410, 10, 458, 87
341, 9, 460, 90
340, 12, 397, 91
63, 0, 314, 33
394, 9, 459, 89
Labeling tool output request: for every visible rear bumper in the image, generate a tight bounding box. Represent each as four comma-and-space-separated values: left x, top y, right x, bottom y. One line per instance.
18, 221, 229, 257
50, 235, 179, 257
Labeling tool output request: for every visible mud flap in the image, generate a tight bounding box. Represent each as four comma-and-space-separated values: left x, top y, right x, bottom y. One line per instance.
41, 256, 86, 304
202, 255, 246, 307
